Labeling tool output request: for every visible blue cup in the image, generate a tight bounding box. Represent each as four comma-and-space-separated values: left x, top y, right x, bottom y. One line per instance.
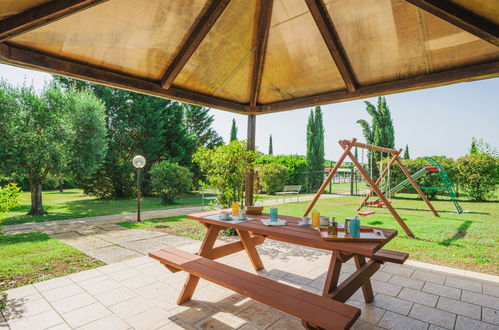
349, 219, 360, 238
270, 207, 278, 222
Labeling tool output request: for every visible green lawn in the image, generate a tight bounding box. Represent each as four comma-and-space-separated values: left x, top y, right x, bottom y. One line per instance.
118, 192, 498, 275
118, 215, 207, 240
0, 232, 104, 290
1, 189, 205, 225
267, 193, 498, 275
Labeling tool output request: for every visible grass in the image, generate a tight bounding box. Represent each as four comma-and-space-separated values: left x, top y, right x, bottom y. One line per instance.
1, 189, 305, 226
118, 215, 208, 241
119, 191, 498, 275
0, 232, 104, 290
267, 193, 498, 275
1, 189, 205, 226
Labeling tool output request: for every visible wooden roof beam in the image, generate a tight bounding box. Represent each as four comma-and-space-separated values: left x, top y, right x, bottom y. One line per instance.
249, 0, 273, 107
405, 0, 499, 47
257, 60, 499, 113
160, 0, 232, 89
305, 0, 357, 92
0, 43, 249, 114
0, 0, 109, 42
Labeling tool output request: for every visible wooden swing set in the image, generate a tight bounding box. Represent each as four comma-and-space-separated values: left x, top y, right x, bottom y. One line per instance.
303, 138, 439, 238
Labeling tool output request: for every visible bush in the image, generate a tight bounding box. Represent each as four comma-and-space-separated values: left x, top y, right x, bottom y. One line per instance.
456, 154, 498, 201
193, 140, 256, 207
258, 163, 289, 194
256, 155, 307, 188
150, 161, 193, 204
0, 183, 21, 215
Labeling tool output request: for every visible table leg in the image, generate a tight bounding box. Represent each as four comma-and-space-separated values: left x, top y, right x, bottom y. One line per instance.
236, 229, 264, 271
322, 251, 342, 296
177, 224, 221, 304
354, 255, 375, 303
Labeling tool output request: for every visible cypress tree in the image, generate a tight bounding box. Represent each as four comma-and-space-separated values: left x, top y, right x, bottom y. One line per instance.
470, 138, 478, 155
230, 118, 238, 141
306, 106, 325, 191
268, 134, 273, 155
403, 145, 410, 159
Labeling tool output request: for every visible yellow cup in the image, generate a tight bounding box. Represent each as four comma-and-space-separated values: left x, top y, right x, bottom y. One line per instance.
231, 202, 239, 216
311, 210, 320, 228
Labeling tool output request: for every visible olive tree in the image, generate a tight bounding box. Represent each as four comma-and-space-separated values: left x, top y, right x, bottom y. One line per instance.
0, 81, 107, 215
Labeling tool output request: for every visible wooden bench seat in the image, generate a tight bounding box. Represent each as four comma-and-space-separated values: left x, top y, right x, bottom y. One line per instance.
372, 249, 409, 264
150, 246, 360, 330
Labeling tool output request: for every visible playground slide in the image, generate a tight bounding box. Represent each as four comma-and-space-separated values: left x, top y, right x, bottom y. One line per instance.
385, 167, 429, 196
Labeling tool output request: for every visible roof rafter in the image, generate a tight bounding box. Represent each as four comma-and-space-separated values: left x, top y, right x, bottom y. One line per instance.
160, 0, 232, 89
0, 43, 249, 114
405, 0, 499, 47
249, 0, 274, 108
304, 0, 357, 92
257, 60, 499, 113
0, 0, 109, 42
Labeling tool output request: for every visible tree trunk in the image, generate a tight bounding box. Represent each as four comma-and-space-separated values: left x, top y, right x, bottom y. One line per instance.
28, 182, 47, 215
59, 184, 64, 193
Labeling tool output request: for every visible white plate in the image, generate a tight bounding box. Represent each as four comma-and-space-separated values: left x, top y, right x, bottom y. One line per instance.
260, 219, 287, 226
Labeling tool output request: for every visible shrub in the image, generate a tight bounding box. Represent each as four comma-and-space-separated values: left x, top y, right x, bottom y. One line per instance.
256, 155, 307, 188
193, 140, 256, 207
258, 163, 289, 194
456, 154, 498, 201
0, 183, 21, 216
150, 161, 193, 204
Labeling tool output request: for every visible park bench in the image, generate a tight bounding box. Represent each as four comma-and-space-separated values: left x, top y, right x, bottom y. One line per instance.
275, 185, 302, 203
150, 246, 360, 330
199, 187, 218, 210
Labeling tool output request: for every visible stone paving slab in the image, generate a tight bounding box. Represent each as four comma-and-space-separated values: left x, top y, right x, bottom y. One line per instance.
2, 238, 498, 330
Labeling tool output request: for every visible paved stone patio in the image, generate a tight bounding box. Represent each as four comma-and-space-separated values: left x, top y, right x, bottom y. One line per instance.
2, 237, 498, 330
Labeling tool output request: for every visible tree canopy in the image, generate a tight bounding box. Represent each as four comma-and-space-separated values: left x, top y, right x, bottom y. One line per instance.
54, 76, 196, 198
357, 96, 395, 178
0, 81, 107, 214
306, 106, 325, 191
230, 119, 238, 142
268, 134, 273, 155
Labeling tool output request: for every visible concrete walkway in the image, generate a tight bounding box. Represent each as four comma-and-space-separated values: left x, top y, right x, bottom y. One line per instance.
2, 238, 498, 329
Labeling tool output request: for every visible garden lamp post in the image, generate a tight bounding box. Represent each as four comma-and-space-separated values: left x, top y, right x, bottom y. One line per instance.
132, 155, 146, 222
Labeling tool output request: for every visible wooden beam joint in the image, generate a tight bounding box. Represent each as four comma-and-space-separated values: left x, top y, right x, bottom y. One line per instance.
249, 0, 274, 107
305, 0, 357, 92
405, 0, 499, 47
160, 0, 232, 88
0, 0, 109, 42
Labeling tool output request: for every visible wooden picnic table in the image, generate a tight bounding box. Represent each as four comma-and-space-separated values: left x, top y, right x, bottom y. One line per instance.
150, 210, 408, 329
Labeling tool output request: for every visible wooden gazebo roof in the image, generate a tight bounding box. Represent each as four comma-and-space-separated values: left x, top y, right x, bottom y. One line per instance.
0, 0, 498, 114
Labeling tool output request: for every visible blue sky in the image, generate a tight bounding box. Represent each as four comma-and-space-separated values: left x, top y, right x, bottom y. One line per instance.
1, 63, 498, 160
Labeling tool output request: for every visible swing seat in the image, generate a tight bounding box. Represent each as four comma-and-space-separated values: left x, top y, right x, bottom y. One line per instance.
358, 210, 375, 216
377, 202, 385, 208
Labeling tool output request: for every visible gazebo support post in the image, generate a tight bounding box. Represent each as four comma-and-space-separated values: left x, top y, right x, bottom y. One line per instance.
245, 114, 256, 207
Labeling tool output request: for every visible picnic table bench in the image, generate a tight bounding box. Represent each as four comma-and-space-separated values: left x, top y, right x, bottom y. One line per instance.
275, 185, 302, 203
149, 211, 408, 329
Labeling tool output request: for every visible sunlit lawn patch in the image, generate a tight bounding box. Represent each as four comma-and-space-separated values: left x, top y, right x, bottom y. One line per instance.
0, 232, 104, 290
269, 193, 498, 275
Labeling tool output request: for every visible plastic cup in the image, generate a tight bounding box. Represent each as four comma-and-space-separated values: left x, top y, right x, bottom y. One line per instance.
349, 219, 361, 238
270, 207, 278, 222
